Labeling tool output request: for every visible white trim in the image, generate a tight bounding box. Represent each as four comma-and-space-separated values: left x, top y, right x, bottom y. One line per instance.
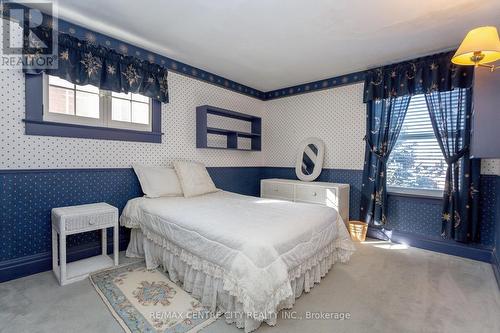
106, 92, 152, 132
43, 74, 152, 132
43, 74, 105, 127
387, 186, 443, 199
387, 93, 447, 191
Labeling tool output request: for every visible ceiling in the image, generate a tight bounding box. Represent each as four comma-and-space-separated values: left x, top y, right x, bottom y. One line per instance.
49, 0, 500, 91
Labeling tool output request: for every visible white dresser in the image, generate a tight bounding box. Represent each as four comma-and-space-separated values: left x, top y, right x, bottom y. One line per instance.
260, 178, 350, 223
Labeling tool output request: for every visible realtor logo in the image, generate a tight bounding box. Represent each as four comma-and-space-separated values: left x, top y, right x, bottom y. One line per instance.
0, 0, 58, 69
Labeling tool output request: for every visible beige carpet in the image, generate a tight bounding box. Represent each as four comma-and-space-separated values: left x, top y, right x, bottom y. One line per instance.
0, 241, 499, 333
203, 240, 500, 333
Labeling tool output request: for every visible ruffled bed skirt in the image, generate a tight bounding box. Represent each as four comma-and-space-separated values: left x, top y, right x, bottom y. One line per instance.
129, 228, 354, 332
126, 228, 145, 258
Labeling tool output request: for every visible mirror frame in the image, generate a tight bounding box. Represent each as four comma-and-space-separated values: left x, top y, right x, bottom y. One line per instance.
295, 137, 325, 182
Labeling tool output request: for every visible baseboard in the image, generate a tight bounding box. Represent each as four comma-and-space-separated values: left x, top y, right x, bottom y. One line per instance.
0, 238, 129, 283
492, 251, 500, 290
367, 226, 493, 263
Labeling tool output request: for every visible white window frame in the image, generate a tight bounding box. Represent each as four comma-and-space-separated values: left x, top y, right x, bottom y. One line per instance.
106, 92, 152, 132
387, 186, 443, 199
386, 94, 446, 198
387, 130, 445, 198
42, 74, 152, 132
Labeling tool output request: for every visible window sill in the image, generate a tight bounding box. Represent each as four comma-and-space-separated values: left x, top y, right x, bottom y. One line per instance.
23, 119, 163, 143
387, 186, 443, 200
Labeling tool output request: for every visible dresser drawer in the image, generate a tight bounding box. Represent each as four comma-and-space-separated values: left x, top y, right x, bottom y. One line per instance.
295, 185, 338, 207
261, 181, 294, 200
295, 185, 325, 205
64, 211, 117, 232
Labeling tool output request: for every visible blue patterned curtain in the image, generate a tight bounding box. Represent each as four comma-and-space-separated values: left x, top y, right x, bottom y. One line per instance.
364, 52, 473, 103
425, 88, 481, 241
25, 26, 169, 103
360, 96, 411, 225
361, 52, 475, 230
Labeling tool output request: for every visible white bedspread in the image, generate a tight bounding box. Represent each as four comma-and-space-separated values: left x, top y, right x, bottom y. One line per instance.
121, 191, 354, 322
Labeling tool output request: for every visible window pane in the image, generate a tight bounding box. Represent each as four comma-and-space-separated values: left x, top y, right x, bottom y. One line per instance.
131, 93, 149, 103
48, 86, 74, 115
77, 84, 99, 94
387, 94, 446, 191
112, 91, 132, 100
75, 91, 100, 118
49, 75, 74, 89
112, 98, 131, 122
131, 102, 149, 124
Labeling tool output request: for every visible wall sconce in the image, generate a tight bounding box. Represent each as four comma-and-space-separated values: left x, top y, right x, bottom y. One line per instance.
452, 26, 500, 72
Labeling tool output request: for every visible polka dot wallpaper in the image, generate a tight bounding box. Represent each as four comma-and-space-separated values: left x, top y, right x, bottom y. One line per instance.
481, 159, 500, 176
260, 86, 498, 248
1, 169, 142, 261
1, 68, 497, 175
0, 167, 262, 263
0, 67, 498, 278
0, 70, 264, 169
263, 83, 366, 170
262, 82, 500, 176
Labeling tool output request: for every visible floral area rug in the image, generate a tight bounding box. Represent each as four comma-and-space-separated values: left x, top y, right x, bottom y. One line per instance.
90, 261, 219, 333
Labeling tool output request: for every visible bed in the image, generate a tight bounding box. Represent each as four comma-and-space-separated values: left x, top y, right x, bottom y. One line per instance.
120, 190, 355, 332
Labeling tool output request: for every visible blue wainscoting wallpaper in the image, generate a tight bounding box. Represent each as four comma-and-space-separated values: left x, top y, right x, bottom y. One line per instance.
386, 176, 496, 247
0, 167, 262, 282
260, 167, 497, 248
479, 175, 498, 248
208, 167, 263, 197
1, 169, 141, 262
493, 175, 500, 287
0, 167, 498, 282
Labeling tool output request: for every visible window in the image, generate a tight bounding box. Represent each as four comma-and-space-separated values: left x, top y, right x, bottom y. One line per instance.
386, 94, 446, 195
44, 75, 152, 131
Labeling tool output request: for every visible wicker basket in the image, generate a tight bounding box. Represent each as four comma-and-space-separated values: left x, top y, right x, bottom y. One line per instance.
348, 221, 368, 242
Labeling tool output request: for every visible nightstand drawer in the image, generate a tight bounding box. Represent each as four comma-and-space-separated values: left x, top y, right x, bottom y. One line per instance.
51, 202, 119, 286
261, 181, 294, 200
52, 203, 118, 234
64, 211, 116, 231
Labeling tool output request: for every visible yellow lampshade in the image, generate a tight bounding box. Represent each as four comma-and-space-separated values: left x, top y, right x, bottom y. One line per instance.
452, 26, 500, 66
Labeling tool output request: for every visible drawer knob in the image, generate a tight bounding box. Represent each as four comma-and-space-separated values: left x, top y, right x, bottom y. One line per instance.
89, 220, 96, 225
313, 192, 317, 196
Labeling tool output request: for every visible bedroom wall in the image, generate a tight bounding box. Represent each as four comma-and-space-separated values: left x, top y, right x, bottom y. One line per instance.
494, 171, 500, 287
0, 70, 264, 169
2, 66, 499, 281
262, 83, 366, 220
1, 12, 499, 281
261, 83, 500, 259
0, 68, 266, 282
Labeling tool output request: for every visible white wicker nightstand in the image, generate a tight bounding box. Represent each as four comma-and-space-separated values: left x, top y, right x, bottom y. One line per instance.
51, 203, 119, 286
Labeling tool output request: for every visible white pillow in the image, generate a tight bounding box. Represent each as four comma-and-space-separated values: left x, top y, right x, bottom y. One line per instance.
132, 165, 183, 198
173, 160, 218, 198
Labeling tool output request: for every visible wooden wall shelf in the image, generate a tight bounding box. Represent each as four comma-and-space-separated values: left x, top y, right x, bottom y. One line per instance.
196, 105, 261, 151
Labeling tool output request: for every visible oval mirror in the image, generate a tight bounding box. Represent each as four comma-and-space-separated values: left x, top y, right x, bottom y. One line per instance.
295, 137, 325, 182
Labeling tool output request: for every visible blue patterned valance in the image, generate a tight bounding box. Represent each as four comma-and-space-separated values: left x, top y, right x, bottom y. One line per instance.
363, 52, 473, 103
28, 28, 169, 103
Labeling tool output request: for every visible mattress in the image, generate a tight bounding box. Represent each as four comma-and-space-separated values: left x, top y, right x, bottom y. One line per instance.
120, 191, 355, 328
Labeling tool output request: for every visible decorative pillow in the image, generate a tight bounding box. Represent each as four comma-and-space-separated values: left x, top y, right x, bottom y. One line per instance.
173, 160, 218, 198
132, 165, 183, 198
